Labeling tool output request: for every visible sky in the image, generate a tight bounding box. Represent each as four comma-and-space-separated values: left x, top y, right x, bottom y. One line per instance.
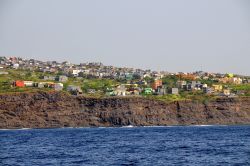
0, 0, 250, 75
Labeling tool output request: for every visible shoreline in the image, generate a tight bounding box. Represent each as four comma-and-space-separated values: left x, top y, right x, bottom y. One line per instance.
1, 124, 250, 130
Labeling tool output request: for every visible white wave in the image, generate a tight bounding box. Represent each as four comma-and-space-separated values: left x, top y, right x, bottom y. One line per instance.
121, 125, 134, 128
76, 127, 91, 129
19, 128, 32, 130
0, 128, 32, 130
143, 125, 181, 128
190, 125, 228, 127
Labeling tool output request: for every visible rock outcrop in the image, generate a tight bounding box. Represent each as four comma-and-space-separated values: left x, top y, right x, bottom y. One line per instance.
0, 91, 250, 129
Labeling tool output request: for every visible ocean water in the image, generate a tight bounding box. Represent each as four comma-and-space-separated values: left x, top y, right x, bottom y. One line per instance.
0, 126, 250, 166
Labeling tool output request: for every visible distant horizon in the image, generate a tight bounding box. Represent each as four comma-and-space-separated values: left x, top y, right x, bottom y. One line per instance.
1, 0, 249, 75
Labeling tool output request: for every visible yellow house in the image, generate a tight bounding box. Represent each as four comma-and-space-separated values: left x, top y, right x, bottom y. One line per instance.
223, 89, 231, 96
212, 84, 223, 92
227, 73, 234, 78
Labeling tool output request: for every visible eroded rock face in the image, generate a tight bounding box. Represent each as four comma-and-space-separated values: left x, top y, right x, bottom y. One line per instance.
0, 92, 250, 129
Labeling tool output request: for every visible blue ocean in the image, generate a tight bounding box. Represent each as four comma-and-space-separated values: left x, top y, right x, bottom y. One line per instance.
1, 125, 250, 166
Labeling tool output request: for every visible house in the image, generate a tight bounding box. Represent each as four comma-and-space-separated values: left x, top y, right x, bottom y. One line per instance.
14, 80, 25, 87
170, 88, 179, 95
144, 88, 153, 95
67, 85, 83, 95
152, 79, 162, 90
185, 81, 201, 91
155, 86, 167, 95
126, 87, 140, 95
54, 83, 63, 91
242, 79, 249, 84
57, 75, 68, 82
143, 73, 151, 78
23, 81, 34, 87
46, 82, 55, 88
177, 80, 187, 89
114, 85, 126, 96
49, 67, 57, 73
212, 84, 223, 92
132, 89, 140, 95
137, 80, 147, 86
72, 70, 82, 77
223, 89, 231, 96
87, 89, 96, 94
219, 77, 242, 84
0, 71, 8, 75
231, 77, 242, 84
43, 76, 56, 81
176, 74, 196, 80
38, 82, 45, 88
203, 87, 214, 94
203, 84, 208, 88
226, 73, 234, 78
12, 63, 19, 69
106, 88, 116, 96
125, 73, 133, 80
187, 81, 203, 90
185, 83, 193, 91
38, 82, 54, 88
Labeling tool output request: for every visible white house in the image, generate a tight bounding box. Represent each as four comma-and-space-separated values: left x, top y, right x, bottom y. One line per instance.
23, 81, 34, 87
55, 83, 63, 91
72, 70, 82, 77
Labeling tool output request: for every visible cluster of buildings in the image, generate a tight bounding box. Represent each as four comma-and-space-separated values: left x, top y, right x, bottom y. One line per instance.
1, 56, 250, 97
177, 80, 233, 96
105, 79, 245, 97
0, 56, 168, 80
13, 80, 64, 91
13, 80, 83, 95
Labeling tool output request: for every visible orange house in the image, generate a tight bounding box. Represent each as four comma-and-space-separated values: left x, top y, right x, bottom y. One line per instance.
176, 74, 196, 80
152, 79, 162, 90
15, 80, 25, 87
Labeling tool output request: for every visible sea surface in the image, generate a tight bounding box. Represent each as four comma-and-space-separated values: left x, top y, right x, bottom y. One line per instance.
0, 125, 250, 166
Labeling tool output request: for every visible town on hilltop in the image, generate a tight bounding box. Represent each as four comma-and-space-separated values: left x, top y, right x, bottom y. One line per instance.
0, 56, 250, 101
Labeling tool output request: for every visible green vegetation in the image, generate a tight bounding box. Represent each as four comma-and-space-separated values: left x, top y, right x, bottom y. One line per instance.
144, 91, 217, 103
81, 79, 117, 93
230, 84, 250, 91
162, 75, 178, 88
229, 84, 250, 96
146, 94, 185, 103
199, 78, 218, 86
0, 69, 118, 95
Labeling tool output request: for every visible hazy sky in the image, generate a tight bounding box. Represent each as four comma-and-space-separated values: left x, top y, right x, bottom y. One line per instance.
0, 0, 250, 75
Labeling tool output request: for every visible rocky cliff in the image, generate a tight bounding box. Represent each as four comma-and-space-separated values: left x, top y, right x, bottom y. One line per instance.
0, 92, 250, 129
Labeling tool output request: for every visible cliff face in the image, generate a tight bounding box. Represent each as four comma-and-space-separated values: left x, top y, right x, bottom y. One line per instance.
0, 92, 250, 129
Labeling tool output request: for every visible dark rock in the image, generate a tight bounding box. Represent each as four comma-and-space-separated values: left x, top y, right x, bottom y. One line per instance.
0, 92, 249, 129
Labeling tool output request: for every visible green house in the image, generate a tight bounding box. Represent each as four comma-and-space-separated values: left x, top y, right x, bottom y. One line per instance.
106, 88, 116, 96
125, 73, 133, 80
144, 88, 153, 95
106, 91, 116, 96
